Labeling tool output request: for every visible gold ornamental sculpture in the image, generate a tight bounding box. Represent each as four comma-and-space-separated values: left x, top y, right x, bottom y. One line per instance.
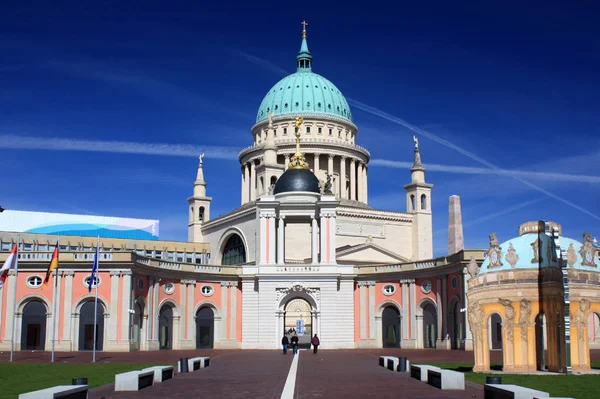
289, 116, 309, 169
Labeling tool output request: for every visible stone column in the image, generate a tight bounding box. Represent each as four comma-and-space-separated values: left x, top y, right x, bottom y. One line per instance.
319, 215, 327, 264
259, 216, 266, 263
401, 280, 409, 345
3, 270, 17, 343
179, 281, 187, 342
339, 156, 347, 199
327, 155, 334, 193
268, 215, 276, 265
442, 275, 448, 340
230, 282, 238, 343
187, 280, 196, 347
62, 271, 74, 350
314, 153, 320, 177
277, 216, 285, 265
250, 161, 256, 201
409, 279, 417, 344
368, 281, 376, 340
463, 268, 473, 350
52, 270, 62, 345
172, 315, 181, 349
311, 215, 319, 264
364, 164, 369, 204
359, 282, 367, 340
436, 277, 443, 347
220, 282, 229, 342
242, 164, 249, 205
350, 158, 356, 200
121, 271, 133, 344
108, 270, 120, 346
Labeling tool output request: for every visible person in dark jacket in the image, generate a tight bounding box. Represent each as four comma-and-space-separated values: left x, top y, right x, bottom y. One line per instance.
282, 335, 289, 354
290, 334, 299, 354
311, 334, 320, 354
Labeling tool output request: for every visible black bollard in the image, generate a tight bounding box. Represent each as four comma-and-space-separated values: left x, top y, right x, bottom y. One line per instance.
398, 357, 407, 372
72, 377, 88, 385
179, 357, 189, 373
486, 376, 502, 384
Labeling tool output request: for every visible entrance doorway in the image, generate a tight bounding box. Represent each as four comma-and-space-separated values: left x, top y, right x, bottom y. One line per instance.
284, 298, 312, 348
78, 301, 104, 351
382, 306, 401, 348
21, 300, 47, 350
158, 305, 173, 350
423, 303, 437, 348
196, 307, 214, 349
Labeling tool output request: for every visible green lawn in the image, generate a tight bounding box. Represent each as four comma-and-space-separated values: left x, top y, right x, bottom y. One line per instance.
431, 361, 600, 399
0, 363, 168, 399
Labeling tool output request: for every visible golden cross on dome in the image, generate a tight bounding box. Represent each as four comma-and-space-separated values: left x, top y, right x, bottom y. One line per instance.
301, 20, 308, 38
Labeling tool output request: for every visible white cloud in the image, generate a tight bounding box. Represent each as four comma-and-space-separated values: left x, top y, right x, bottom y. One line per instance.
371, 159, 600, 184
0, 135, 240, 160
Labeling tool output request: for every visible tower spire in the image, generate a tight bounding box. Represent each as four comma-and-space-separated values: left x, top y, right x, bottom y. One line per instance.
411, 135, 425, 172
296, 20, 312, 71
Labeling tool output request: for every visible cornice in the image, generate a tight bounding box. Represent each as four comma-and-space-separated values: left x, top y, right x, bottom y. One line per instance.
336, 206, 413, 223
238, 140, 370, 163
202, 204, 256, 232
251, 113, 358, 133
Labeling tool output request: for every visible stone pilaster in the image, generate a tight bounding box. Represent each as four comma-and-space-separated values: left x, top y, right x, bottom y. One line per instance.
179, 281, 187, 342
409, 279, 417, 347
60, 271, 75, 351
358, 282, 368, 340
277, 216, 285, 265
368, 282, 376, 340
0, 270, 17, 349
350, 158, 356, 200
436, 277, 444, 349
311, 215, 319, 264
52, 270, 62, 348
120, 271, 133, 345
106, 270, 121, 350
229, 281, 238, 346
186, 280, 196, 349
462, 268, 473, 350
220, 282, 229, 342
401, 280, 410, 346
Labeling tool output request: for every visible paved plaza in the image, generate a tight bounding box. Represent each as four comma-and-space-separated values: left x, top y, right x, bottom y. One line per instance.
5, 349, 598, 398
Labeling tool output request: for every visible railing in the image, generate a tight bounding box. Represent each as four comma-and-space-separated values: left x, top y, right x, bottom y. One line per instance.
355, 249, 487, 274
238, 138, 371, 159
0, 251, 240, 276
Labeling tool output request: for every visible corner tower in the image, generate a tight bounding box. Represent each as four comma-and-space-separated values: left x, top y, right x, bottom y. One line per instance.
404, 136, 433, 259
188, 154, 212, 242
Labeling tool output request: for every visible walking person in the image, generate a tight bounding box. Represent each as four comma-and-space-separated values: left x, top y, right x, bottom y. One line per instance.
291, 334, 299, 354
311, 334, 320, 354
282, 334, 289, 354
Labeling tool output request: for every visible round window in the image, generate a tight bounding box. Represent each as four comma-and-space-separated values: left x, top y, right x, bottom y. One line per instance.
421, 280, 432, 294
164, 282, 175, 295
137, 278, 144, 290
83, 275, 100, 289
382, 284, 396, 296
26, 275, 43, 289
201, 285, 214, 297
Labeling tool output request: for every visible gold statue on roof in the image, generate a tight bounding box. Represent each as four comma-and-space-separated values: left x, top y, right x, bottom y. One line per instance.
288, 116, 309, 169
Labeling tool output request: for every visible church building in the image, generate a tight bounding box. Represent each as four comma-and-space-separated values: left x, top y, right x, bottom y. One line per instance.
1, 24, 598, 358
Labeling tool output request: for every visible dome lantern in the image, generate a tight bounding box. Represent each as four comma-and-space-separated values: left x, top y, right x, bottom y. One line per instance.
296, 20, 312, 72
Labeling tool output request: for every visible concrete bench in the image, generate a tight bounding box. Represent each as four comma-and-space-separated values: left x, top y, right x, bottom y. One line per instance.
178, 356, 211, 372
484, 384, 549, 399
19, 385, 88, 399
386, 357, 399, 371
142, 365, 174, 383
427, 369, 465, 390
115, 370, 155, 392
378, 356, 396, 368
410, 364, 440, 382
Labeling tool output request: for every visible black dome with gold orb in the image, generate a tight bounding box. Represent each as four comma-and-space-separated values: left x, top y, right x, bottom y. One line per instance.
273, 116, 320, 195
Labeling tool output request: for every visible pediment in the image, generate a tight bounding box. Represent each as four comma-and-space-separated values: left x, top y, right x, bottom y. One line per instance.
336, 242, 409, 264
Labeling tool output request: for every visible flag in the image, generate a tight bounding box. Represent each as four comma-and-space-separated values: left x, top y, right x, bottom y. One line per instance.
0, 243, 18, 287
88, 244, 99, 293
42, 244, 59, 289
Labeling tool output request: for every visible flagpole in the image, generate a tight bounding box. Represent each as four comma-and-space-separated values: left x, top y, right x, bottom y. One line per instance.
9, 235, 20, 362
92, 236, 99, 363
51, 236, 59, 363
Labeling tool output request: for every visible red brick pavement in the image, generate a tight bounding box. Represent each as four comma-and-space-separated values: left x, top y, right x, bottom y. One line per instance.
296, 349, 483, 399
6, 349, 599, 398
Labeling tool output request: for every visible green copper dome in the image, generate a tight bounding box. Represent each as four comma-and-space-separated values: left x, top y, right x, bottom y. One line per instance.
256, 34, 353, 123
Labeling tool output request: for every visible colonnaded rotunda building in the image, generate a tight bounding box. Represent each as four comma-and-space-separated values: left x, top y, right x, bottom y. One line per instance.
3, 24, 596, 355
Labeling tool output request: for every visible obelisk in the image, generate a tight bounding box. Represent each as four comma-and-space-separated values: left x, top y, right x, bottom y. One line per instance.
448, 195, 464, 254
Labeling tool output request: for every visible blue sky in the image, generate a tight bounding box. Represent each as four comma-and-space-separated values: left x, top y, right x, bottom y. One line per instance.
1, 1, 599, 256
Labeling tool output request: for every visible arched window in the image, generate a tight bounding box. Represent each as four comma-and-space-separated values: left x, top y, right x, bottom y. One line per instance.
199, 206, 205, 222
421, 194, 427, 210
410, 195, 416, 211
270, 176, 277, 186
190, 206, 194, 221
222, 234, 246, 265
